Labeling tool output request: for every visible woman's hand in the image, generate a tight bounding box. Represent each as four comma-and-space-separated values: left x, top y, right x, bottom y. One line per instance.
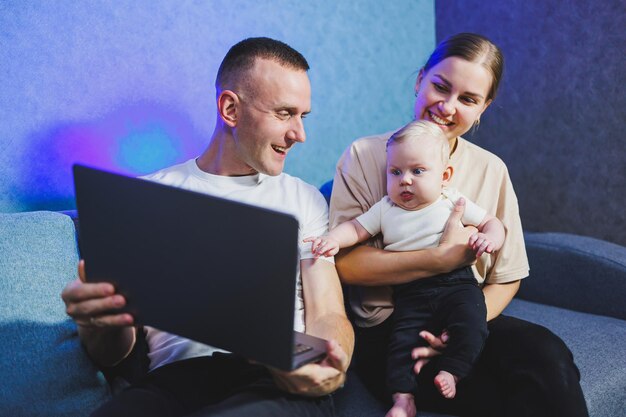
438, 198, 478, 270
412, 330, 449, 375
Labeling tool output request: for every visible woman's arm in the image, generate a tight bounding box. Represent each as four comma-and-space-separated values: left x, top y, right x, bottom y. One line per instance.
483, 280, 520, 321
336, 199, 478, 285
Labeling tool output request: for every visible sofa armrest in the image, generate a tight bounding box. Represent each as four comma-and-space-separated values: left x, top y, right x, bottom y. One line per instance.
0, 211, 111, 416
518, 232, 626, 320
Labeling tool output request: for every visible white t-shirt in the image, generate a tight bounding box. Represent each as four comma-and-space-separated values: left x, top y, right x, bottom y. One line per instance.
356, 189, 487, 252
140, 159, 332, 371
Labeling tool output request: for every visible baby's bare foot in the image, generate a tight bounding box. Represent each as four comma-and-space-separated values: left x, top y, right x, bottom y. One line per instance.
434, 370, 459, 399
385, 392, 416, 417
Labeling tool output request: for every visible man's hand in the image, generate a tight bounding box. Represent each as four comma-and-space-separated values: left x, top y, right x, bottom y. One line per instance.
61, 260, 136, 366
412, 330, 449, 375
269, 339, 349, 397
61, 260, 134, 328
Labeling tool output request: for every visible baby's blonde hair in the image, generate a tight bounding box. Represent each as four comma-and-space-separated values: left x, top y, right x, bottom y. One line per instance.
386, 120, 450, 165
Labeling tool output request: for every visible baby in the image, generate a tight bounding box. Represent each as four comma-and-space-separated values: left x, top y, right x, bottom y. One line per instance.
307, 120, 504, 417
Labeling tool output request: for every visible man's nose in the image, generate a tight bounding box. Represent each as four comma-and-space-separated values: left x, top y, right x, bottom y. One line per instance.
287, 117, 306, 143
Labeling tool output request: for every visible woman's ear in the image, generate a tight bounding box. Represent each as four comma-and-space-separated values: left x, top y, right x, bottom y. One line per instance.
217, 90, 239, 127
478, 98, 493, 119
442, 165, 454, 185
415, 68, 425, 96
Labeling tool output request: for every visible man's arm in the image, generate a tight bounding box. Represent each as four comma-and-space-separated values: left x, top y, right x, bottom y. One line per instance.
61, 260, 137, 367
301, 258, 354, 359
269, 258, 354, 396
336, 199, 477, 285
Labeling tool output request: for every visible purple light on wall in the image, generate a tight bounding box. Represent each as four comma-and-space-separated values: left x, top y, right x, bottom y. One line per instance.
17, 103, 203, 211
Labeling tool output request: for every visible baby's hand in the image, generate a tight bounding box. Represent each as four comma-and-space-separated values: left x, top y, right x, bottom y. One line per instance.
303, 236, 340, 258
468, 232, 495, 257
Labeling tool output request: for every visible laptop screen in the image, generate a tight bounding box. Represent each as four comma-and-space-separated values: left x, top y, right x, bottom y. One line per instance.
73, 164, 304, 370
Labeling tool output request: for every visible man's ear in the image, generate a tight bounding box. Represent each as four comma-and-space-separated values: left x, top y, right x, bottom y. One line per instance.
442, 165, 453, 185
217, 90, 239, 127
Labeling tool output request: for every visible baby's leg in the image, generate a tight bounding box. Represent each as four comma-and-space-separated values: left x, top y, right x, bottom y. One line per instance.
385, 392, 416, 417
432, 279, 488, 399
434, 370, 459, 399
386, 284, 434, 398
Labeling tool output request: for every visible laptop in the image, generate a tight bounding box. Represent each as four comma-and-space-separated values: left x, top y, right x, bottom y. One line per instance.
72, 163, 328, 371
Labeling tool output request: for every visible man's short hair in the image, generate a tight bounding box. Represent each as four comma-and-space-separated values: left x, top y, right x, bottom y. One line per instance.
216, 37, 309, 92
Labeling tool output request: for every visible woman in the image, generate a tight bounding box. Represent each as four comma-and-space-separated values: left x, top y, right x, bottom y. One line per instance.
330, 33, 588, 417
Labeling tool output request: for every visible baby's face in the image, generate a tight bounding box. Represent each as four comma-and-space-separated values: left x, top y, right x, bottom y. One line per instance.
386, 139, 448, 211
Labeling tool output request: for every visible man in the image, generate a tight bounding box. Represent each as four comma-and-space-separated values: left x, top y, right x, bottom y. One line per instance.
62, 37, 354, 417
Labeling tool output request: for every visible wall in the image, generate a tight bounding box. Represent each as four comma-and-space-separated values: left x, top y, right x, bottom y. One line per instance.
0, 0, 435, 212
435, 0, 626, 245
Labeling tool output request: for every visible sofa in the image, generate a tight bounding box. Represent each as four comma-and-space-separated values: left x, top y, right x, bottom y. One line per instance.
1, 209, 625, 417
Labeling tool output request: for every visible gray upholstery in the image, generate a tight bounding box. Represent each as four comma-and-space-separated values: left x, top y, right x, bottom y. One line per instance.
0, 212, 110, 417
519, 232, 626, 320
504, 300, 626, 417
1, 210, 624, 416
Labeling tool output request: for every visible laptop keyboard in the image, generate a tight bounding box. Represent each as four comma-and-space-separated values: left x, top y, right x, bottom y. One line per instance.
294, 342, 313, 356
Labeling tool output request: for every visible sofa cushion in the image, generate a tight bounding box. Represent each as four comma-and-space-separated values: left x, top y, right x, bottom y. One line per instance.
521, 232, 626, 320
504, 299, 626, 417
0, 211, 110, 417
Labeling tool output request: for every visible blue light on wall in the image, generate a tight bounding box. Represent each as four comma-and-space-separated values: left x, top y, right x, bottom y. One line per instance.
107, 103, 198, 174
116, 123, 179, 173
0, 1, 436, 213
